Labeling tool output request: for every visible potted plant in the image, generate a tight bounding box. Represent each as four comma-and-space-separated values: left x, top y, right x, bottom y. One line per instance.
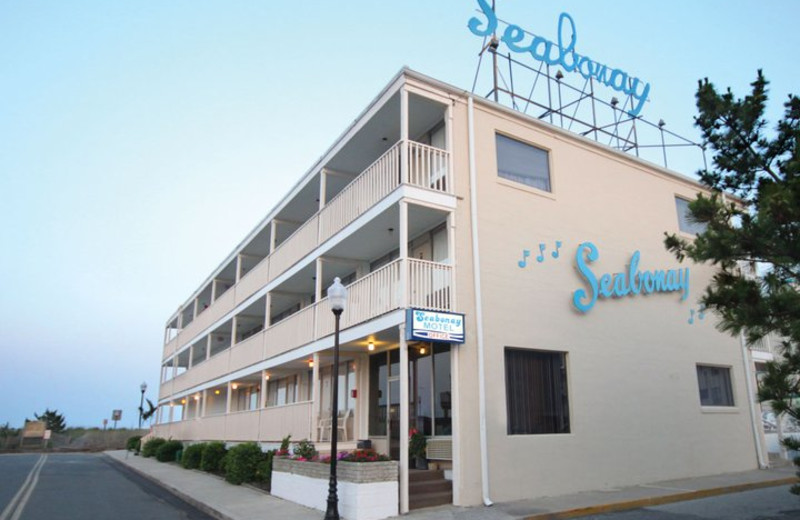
409, 428, 427, 470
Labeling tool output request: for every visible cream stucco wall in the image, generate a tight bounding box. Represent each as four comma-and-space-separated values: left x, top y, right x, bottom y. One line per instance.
448, 94, 758, 504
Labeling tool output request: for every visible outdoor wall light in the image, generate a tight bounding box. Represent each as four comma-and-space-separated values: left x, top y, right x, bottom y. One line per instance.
368, 341, 375, 351
420, 346, 427, 355
194, 394, 200, 401
232, 383, 239, 390
308, 359, 314, 368
265, 374, 271, 381
214, 390, 220, 395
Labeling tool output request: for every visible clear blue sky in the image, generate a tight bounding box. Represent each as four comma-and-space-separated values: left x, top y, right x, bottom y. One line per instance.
1, 1, 798, 428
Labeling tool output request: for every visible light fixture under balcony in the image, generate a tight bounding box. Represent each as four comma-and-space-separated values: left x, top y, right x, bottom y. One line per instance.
214, 390, 220, 395
308, 359, 314, 368
420, 346, 427, 355
232, 383, 239, 390
265, 374, 271, 381
368, 341, 375, 351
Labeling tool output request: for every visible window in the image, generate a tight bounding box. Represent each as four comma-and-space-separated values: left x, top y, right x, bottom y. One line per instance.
505, 348, 570, 434
675, 197, 707, 235
496, 134, 551, 192
696, 365, 735, 406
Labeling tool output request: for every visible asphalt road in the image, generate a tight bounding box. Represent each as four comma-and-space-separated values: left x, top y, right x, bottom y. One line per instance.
581, 484, 800, 520
0, 453, 215, 520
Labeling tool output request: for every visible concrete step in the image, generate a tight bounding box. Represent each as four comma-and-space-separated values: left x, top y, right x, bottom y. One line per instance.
408, 469, 452, 510
409, 469, 445, 482
409, 490, 453, 510
410, 478, 452, 494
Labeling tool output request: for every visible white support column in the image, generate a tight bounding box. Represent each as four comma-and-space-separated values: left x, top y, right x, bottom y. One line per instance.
265, 292, 272, 327
400, 87, 409, 185
447, 212, 457, 309
168, 403, 174, 423
261, 370, 269, 409
399, 325, 410, 514
177, 310, 183, 329
211, 280, 218, 302
315, 258, 323, 302
226, 382, 233, 414
270, 220, 278, 254
319, 170, 327, 210
235, 254, 243, 283
193, 298, 199, 319
311, 352, 321, 442
399, 201, 409, 308
231, 316, 238, 346
201, 390, 208, 417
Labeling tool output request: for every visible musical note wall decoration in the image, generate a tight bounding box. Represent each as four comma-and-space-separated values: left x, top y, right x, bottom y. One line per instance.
518, 249, 531, 268
518, 240, 564, 268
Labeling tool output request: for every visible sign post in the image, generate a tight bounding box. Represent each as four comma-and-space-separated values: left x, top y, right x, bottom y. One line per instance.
112, 409, 122, 429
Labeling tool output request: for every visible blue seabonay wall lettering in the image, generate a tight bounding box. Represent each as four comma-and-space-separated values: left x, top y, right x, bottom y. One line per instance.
572, 242, 690, 313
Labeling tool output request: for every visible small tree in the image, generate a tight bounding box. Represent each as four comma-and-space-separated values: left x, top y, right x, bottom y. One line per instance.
34, 409, 66, 433
665, 71, 800, 491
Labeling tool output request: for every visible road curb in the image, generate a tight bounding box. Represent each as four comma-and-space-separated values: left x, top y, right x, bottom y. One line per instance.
104, 453, 235, 520
522, 477, 799, 519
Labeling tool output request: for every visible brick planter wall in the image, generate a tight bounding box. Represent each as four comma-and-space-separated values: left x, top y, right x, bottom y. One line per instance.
272, 458, 399, 520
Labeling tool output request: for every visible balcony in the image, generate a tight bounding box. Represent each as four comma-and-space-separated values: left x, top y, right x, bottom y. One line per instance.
165, 140, 452, 355
165, 258, 453, 395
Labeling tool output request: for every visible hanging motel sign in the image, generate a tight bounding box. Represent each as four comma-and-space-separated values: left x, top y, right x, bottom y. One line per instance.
468, 0, 651, 117
406, 309, 465, 344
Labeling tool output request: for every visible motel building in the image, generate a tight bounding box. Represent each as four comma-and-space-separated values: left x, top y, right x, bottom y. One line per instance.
152, 64, 775, 515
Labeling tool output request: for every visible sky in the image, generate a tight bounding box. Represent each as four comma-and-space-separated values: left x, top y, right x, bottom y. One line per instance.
1, 1, 798, 428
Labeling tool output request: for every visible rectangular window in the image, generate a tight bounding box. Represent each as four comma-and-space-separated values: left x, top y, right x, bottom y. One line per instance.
675, 197, 707, 235
496, 134, 551, 192
696, 365, 735, 406
505, 348, 570, 434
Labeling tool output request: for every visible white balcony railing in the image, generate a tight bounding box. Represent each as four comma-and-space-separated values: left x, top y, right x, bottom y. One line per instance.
319, 142, 401, 243
407, 141, 451, 192
167, 140, 451, 350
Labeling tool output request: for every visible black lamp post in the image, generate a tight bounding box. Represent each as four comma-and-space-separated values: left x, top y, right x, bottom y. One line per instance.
138, 381, 147, 429
324, 277, 347, 520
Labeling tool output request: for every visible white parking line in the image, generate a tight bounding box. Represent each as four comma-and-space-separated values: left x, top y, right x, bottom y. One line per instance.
0, 454, 47, 520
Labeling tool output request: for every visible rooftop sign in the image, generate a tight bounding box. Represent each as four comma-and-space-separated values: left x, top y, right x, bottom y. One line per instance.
468, 0, 651, 116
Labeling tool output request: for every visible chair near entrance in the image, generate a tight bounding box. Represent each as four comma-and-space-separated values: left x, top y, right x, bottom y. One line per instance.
317, 409, 352, 442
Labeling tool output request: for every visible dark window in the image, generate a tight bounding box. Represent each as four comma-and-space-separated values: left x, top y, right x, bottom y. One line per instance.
505, 348, 570, 434
675, 197, 707, 235
696, 365, 735, 406
496, 134, 551, 192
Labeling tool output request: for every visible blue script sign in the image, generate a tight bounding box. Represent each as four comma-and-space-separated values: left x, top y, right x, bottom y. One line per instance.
406, 309, 465, 344
468, 0, 651, 117
572, 242, 690, 313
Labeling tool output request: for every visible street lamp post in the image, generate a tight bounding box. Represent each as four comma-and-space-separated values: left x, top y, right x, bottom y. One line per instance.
139, 382, 147, 429
324, 277, 347, 520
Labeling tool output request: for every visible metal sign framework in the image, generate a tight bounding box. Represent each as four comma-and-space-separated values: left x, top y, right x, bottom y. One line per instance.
471, 12, 707, 172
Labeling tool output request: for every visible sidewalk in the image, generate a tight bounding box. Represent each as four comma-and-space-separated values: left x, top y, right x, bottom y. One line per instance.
104, 450, 797, 520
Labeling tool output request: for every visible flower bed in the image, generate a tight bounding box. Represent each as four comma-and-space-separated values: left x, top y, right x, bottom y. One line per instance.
272, 455, 398, 520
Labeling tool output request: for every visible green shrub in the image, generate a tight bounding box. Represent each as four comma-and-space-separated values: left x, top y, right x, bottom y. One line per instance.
156, 440, 183, 462
141, 437, 166, 458
224, 442, 265, 485
200, 441, 227, 472
276, 434, 291, 456
255, 450, 275, 490
126, 435, 142, 452
293, 439, 316, 460
181, 443, 206, 469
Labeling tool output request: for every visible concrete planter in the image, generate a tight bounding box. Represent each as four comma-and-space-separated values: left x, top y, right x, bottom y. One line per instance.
272, 458, 398, 520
